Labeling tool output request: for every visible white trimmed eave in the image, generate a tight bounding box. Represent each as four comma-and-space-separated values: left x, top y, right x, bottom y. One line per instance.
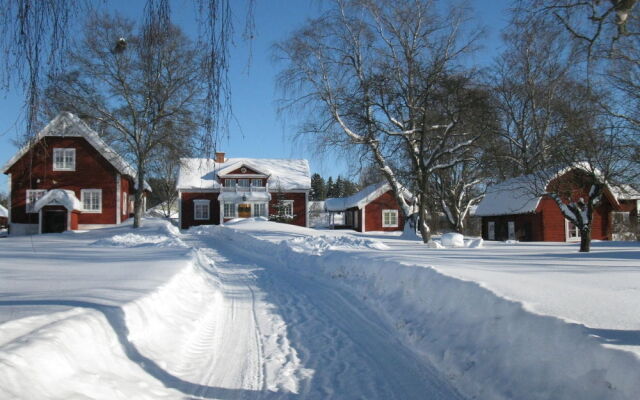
216, 161, 271, 177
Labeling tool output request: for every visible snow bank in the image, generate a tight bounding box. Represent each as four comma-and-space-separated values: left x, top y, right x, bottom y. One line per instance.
91, 221, 186, 248
198, 223, 640, 400
441, 232, 465, 247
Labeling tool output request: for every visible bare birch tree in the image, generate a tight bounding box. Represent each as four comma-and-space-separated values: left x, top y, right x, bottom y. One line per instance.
276, 0, 485, 242
46, 13, 206, 228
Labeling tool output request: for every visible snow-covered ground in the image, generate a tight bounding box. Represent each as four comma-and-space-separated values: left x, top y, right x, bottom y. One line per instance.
1, 217, 639, 399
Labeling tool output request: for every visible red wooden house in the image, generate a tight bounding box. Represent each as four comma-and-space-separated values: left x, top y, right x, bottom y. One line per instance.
325, 182, 412, 232
1, 112, 150, 235
177, 153, 311, 229
475, 169, 639, 242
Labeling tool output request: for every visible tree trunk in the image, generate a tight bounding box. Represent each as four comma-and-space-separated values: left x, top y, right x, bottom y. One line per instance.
579, 227, 591, 252
418, 196, 430, 243
134, 171, 145, 228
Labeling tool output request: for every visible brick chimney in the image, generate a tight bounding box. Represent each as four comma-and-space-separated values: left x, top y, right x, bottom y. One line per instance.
215, 152, 225, 163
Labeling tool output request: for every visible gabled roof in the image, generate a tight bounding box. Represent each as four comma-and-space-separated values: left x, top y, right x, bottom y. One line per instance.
177, 157, 311, 191
1, 112, 151, 191
474, 167, 636, 217
33, 189, 82, 212
325, 181, 412, 211
217, 161, 270, 177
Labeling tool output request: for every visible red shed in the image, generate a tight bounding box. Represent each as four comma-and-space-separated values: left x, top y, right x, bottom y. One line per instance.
475, 170, 639, 242
325, 182, 412, 232
1, 112, 150, 235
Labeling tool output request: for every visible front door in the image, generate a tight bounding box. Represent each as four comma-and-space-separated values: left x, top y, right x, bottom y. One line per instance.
487, 221, 495, 240
508, 221, 516, 240
238, 203, 251, 218
43, 210, 67, 233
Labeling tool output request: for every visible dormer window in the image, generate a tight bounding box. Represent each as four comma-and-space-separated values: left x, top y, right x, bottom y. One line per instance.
53, 148, 76, 171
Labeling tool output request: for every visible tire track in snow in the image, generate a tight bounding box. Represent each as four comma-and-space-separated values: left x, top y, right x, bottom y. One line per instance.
206, 234, 468, 400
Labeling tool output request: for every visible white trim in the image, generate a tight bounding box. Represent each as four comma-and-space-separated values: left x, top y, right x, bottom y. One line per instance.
52, 148, 76, 171
361, 207, 366, 232
223, 202, 237, 218
178, 191, 183, 228
26, 189, 47, 213
193, 199, 210, 220
217, 161, 270, 178
565, 219, 581, 242
219, 201, 224, 225
38, 210, 43, 234
508, 221, 516, 240
122, 192, 127, 217
281, 200, 294, 217
382, 209, 399, 228
116, 174, 121, 224
305, 191, 309, 228
81, 189, 102, 213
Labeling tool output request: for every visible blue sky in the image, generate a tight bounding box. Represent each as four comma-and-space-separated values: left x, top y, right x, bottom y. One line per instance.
0, 0, 511, 192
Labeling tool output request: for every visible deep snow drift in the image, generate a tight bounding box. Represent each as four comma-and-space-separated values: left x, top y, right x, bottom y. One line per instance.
1, 217, 639, 399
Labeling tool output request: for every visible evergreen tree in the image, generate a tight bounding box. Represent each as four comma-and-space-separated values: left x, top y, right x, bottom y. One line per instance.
310, 173, 326, 200
326, 176, 335, 198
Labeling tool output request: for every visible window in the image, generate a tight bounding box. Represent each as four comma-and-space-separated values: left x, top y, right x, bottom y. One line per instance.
254, 203, 267, 217
382, 210, 399, 227
251, 179, 263, 187
26, 189, 46, 213
223, 203, 236, 218
193, 200, 210, 220
238, 179, 250, 187
565, 219, 581, 241
225, 179, 236, 187
81, 189, 102, 213
487, 221, 495, 240
53, 148, 76, 171
280, 200, 294, 216
123, 193, 128, 215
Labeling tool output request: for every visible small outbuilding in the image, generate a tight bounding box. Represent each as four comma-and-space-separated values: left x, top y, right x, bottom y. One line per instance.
325, 182, 411, 232
475, 170, 639, 242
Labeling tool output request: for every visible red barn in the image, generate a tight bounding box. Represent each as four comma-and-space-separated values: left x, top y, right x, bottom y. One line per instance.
475, 170, 639, 242
177, 154, 311, 229
325, 182, 412, 232
1, 112, 150, 235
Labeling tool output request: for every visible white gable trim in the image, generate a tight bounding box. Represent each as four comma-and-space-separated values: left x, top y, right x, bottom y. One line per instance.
217, 161, 270, 178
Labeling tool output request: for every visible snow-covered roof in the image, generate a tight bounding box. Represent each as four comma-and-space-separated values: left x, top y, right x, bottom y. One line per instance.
177, 157, 311, 191
33, 189, 82, 212
474, 176, 543, 217
610, 184, 640, 200
325, 181, 412, 211
1, 112, 151, 192
475, 170, 636, 217
0, 205, 7, 218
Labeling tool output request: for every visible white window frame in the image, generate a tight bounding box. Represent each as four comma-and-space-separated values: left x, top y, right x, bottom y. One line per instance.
223, 202, 236, 218
81, 189, 102, 213
253, 203, 267, 217
251, 179, 264, 187
237, 178, 250, 188
225, 179, 236, 187
122, 192, 128, 215
280, 200, 294, 216
193, 200, 210, 220
382, 209, 399, 227
565, 219, 581, 242
487, 221, 495, 240
53, 148, 76, 171
26, 189, 46, 213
